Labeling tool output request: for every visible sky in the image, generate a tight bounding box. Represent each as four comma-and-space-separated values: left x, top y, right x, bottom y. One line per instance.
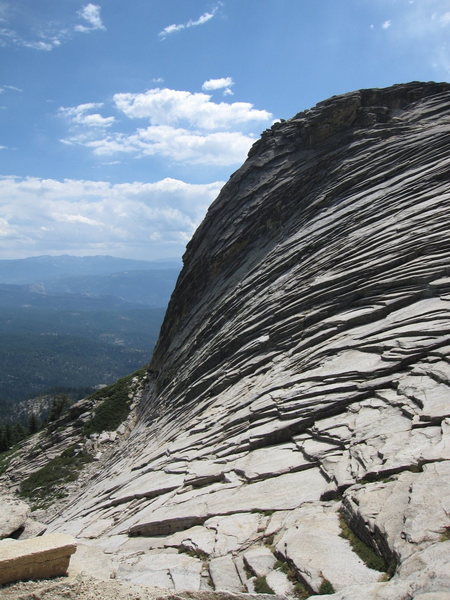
0, 0, 449, 261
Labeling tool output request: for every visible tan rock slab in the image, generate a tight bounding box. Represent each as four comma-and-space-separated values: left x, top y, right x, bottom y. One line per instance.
0, 532, 76, 585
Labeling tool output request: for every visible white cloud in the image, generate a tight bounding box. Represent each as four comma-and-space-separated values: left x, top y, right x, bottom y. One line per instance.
113, 87, 272, 130
59, 85, 272, 166
0, 26, 63, 50
202, 77, 234, 91
76, 125, 256, 166
202, 77, 235, 96
75, 4, 106, 33
382, 20, 392, 29
0, 176, 224, 259
24, 38, 61, 50
159, 5, 219, 39
0, 216, 15, 237
3, 84, 22, 92
59, 103, 115, 128
0, 2, 104, 51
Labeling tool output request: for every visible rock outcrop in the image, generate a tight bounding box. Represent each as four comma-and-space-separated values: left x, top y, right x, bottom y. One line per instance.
0, 533, 76, 585
0, 496, 30, 539
0, 369, 147, 518
3, 82, 450, 598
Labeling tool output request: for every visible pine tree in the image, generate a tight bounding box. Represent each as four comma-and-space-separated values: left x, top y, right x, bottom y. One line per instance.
4, 423, 12, 450
28, 412, 40, 434
48, 395, 69, 422
0, 425, 8, 452
12, 422, 26, 445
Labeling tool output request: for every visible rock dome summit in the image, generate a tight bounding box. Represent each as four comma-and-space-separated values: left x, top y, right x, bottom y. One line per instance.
1, 81, 450, 599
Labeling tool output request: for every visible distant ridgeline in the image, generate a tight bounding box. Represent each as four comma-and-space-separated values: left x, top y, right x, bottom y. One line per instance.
0, 255, 180, 414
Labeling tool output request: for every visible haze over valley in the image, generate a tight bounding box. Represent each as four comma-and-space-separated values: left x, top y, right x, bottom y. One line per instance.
0, 255, 179, 416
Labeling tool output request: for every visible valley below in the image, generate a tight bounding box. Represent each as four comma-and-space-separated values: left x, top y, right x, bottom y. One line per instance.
0, 256, 179, 418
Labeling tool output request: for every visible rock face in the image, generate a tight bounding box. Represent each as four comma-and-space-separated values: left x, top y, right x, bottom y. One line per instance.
5, 82, 450, 598
0, 533, 76, 585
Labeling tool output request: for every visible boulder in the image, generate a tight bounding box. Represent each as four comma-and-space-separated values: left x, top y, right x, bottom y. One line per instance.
0, 496, 30, 539
0, 533, 76, 585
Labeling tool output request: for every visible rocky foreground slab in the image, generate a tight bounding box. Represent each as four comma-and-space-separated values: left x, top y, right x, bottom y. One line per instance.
0, 533, 76, 585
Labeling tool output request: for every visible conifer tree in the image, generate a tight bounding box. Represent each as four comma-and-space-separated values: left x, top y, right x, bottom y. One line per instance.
28, 412, 39, 434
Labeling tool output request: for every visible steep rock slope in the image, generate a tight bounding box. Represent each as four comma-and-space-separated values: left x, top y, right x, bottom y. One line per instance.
42, 82, 450, 598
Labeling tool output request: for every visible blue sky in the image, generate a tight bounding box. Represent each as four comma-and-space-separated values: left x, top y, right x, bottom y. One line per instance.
1, 0, 449, 260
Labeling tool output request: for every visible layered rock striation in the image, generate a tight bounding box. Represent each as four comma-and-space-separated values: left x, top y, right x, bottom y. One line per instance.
7, 82, 450, 598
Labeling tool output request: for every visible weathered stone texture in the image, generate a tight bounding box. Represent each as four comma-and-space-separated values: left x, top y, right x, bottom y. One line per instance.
5, 82, 450, 597
0, 496, 30, 539
0, 533, 76, 585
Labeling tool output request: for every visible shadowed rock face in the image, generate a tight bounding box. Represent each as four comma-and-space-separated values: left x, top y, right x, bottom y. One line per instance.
147, 81, 450, 418
47, 82, 450, 598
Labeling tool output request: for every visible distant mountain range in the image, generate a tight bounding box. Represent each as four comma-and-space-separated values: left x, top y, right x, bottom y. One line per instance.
0, 255, 181, 308
0, 255, 180, 408
0, 255, 180, 285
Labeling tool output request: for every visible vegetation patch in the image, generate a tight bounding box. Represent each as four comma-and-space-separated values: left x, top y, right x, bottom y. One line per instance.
440, 525, 450, 541
178, 546, 209, 561
274, 558, 311, 599
339, 514, 390, 573
19, 445, 93, 509
83, 368, 146, 435
318, 579, 335, 594
254, 575, 275, 594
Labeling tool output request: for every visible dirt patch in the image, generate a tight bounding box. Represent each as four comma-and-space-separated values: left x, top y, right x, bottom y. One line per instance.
0, 574, 279, 600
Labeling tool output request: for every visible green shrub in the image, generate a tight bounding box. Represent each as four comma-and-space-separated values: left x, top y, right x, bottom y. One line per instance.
83, 368, 146, 435
292, 581, 310, 599
19, 445, 93, 508
339, 514, 388, 572
274, 558, 310, 598
178, 546, 209, 561
254, 576, 275, 594
319, 579, 335, 594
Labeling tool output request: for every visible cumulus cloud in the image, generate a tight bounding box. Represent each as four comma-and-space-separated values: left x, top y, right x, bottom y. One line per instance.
0, 176, 224, 259
76, 125, 256, 166
75, 3, 106, 33
113, 87, 271, 130
382, 20, 392, 29
202, 77, 234, 91
59, 85, 272, 166
59, 103, 115, 128
159, 5, 219, 39
202, 77, 234, 96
